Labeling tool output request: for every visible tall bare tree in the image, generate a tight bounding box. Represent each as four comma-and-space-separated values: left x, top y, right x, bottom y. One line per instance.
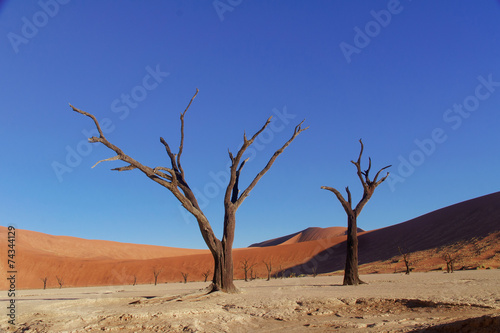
70, 89, 307, 293
181, 272, 189, 283
321, 139, 390, 285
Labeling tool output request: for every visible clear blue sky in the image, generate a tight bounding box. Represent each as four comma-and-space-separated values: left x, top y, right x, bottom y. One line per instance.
1, 1, 499, 249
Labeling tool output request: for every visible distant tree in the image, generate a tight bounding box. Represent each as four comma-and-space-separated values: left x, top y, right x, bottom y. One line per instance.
322, 139, 391, 285
398, 246, 412, 275
240, 258, 257, 282
181, 272, 189, 284
55, 275, 64, 289
70, 89, 307, 293
263, 260, 272, 281
202, 270, 211, 283
132, 275, 137, 286
153, 267, 163, 286
311, 265, 318, 278
40, 277, 48, 290
443, 253, 458, 273
250, 268, 257, 280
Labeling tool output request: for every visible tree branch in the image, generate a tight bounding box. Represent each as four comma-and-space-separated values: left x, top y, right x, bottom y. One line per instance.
69, 104, 106, 139
373, 164, 392, 185
235, 119, 308, 208
69, 97, 221, 255
177, 88, 199, 177
323, 139, 391, 216
321, 186, 353, 216
346, 186, 352, 207
231, 158, 249, 203
91, 155, 121, 169
223, 117, 274, 207
112, 164, 137, 172
160, 137, 178, 172
351, 139, 368, 190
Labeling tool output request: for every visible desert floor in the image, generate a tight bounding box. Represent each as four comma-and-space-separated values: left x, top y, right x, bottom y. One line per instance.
2, 270, 499, 332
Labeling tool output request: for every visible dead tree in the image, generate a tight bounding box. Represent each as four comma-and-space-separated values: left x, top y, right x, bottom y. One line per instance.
398, 246, 412, 275
241, 258, 257, 282
202, 270, 211, 282
70, 89, 306, 293
443, 253, 458, 273
311, 266, 318, 278
55, 275, 64, 289
181, 272, 189, 283
263, 260, 272, 281
40, 277, 48, 290
132, 275, 137, 286
321, 139, 391, 285
153, 267, 163, 286
250, 268, 257, 280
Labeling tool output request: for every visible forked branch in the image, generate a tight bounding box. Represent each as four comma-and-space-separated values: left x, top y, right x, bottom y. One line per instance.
234, 119, 308, 208
321, 139, 391, 216
70, 90, 220, 254
351, 139, 391, 189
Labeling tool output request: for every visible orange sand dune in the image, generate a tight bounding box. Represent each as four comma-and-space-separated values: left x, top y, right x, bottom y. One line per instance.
0, 231, 339, 290
1, 227, 206, 260
1, 192, 499, 290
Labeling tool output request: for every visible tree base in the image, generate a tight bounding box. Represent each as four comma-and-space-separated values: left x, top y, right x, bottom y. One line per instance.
206, 283, 240, 294
343, 279, 367, 286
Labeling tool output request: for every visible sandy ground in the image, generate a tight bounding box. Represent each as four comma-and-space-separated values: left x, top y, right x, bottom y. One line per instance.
1, 270, 499, 332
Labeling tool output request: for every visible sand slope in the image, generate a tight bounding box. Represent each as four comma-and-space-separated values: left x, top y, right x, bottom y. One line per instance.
289, 191, 500, 275
1, 191, 499, 290
248, 226, 365, 247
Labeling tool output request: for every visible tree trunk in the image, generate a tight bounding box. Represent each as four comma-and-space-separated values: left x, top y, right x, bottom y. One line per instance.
208, 212, 238, 293
210, 243, 237, 293
343, 214, 364, 285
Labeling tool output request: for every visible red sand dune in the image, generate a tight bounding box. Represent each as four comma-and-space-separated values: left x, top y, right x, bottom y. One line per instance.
1, 192, 499, 290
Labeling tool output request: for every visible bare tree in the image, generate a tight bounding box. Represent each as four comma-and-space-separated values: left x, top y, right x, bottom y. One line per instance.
321, 139, 391, 285
398, 246, 412, 275
70, 89, 307, 293
153, 267, 163, 286
202, 270, 211, 283
181, 272, 189, 283
132, 275, 137, 286
55, 275, 64, 289
263, 260, 272, 281
250, 268, 257, 280
311, 265, 318, 278
40, 277, 48, 290
240, 258, 257, 282
443, 253, 458, 273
